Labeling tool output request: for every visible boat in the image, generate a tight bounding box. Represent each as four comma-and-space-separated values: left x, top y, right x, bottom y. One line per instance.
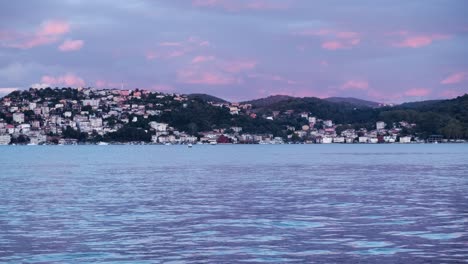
97, 142, 109, 145
165, 142, 171, 146
188, 143, 193, 148
209, 141, 217, 145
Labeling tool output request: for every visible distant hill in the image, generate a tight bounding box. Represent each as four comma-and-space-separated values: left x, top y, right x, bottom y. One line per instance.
188, 93, 228, 103
242, 95, 294, 107
324, 97, 381, 108
398, 99, 443, 109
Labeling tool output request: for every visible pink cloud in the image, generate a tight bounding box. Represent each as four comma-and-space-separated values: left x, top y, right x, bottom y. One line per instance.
192, 55, 215, 63
38, 20, 70, 36
41, 73, 85, 87
177, 69, 235, 85
8, 35, 59, 49
58, 39, 84, 51
341, 80, 369, 90
2, 20, 71, 49
441, 72, 467, 84
404, 88, 431, 97
391, 32, 451, 48
322, 41, 345, 50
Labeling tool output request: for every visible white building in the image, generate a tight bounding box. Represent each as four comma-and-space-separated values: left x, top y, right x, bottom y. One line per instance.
376, 121, 386, 130
400, 136, 412, 143
149, 122, 168, 132
30, 134, 47, 145
359, 136, 369, 143
0, 134, 11, 145
324, 120, 333, 127
90, 117, 103, 128
12, 112, 24, 123
231, 127, 243, 133
41, 106, 50, 116
83, 99, 100, 107
333, 137, 345, 143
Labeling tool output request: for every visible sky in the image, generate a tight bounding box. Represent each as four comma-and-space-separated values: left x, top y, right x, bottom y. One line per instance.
0, 0, 467, 102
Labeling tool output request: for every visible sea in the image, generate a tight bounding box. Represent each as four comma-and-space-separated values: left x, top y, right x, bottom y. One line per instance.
0, 144, 467, 263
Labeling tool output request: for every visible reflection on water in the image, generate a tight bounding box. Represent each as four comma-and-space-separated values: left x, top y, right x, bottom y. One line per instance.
0, 145, 467, 263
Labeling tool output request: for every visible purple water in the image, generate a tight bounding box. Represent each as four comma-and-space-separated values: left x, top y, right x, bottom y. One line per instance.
0, 145, 467, 263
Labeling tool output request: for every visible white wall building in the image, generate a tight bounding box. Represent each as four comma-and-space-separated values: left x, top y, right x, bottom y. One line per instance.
0, 134, 11, 145
12, 112, 24, 123
376, 121, 386, 130
149, 122, 168, 132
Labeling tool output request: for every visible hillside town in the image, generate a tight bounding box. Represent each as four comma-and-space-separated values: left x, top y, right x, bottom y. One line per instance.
0, 87, 458, 145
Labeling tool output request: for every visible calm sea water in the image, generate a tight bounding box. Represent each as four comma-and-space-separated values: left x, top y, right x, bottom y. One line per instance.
0, 145, 467, 263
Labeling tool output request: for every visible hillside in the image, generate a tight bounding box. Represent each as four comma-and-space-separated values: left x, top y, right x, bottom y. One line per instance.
187, 93, 228, 103
242, 95, 293, 107
324, 97, 381, 108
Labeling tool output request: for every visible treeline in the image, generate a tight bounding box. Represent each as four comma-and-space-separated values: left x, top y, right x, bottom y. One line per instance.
251, 94, 468, 139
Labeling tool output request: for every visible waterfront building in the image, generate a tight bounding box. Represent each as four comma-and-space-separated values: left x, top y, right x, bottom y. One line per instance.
0, 134, 11, 145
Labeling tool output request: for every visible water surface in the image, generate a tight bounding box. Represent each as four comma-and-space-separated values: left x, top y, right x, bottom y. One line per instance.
0, 145, 467, 263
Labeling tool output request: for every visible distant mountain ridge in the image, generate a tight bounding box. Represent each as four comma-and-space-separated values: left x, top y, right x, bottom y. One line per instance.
324, 97, 381, 108
242, 95, 294, 107
187, 93, 228, 103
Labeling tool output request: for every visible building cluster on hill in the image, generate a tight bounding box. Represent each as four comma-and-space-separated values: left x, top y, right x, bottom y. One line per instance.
0, 87, 454, 145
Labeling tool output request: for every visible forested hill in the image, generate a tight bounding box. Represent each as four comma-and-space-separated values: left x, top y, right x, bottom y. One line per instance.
324, 97, 381, 108
187, 93, 228, 103
247, 94, 468, 138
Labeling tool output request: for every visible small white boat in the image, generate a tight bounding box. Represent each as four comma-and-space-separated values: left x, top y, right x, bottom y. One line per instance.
210, 141, 217, 145
165, 143, 171, 146
188, 143, 193, 148
97, 142, 109, 145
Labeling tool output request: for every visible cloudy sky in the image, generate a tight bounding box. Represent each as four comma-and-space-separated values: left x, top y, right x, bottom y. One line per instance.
0, 0, 467, 102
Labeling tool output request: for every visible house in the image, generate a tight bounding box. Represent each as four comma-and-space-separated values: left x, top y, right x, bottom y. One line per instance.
376, 121, 386, 130
359, 136, 368, 143
149, 122, 168, 132
0, 134, 11, 145
90, 117, 103, 128
30, 134, 47, 145
400, 136, 412, 143
333, 137, 345, 143
229, 106, 239, 115
12, 112, 24, 123
231, 127, 243, 133
82, 99, 100, 107
324, 120, 333, 127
